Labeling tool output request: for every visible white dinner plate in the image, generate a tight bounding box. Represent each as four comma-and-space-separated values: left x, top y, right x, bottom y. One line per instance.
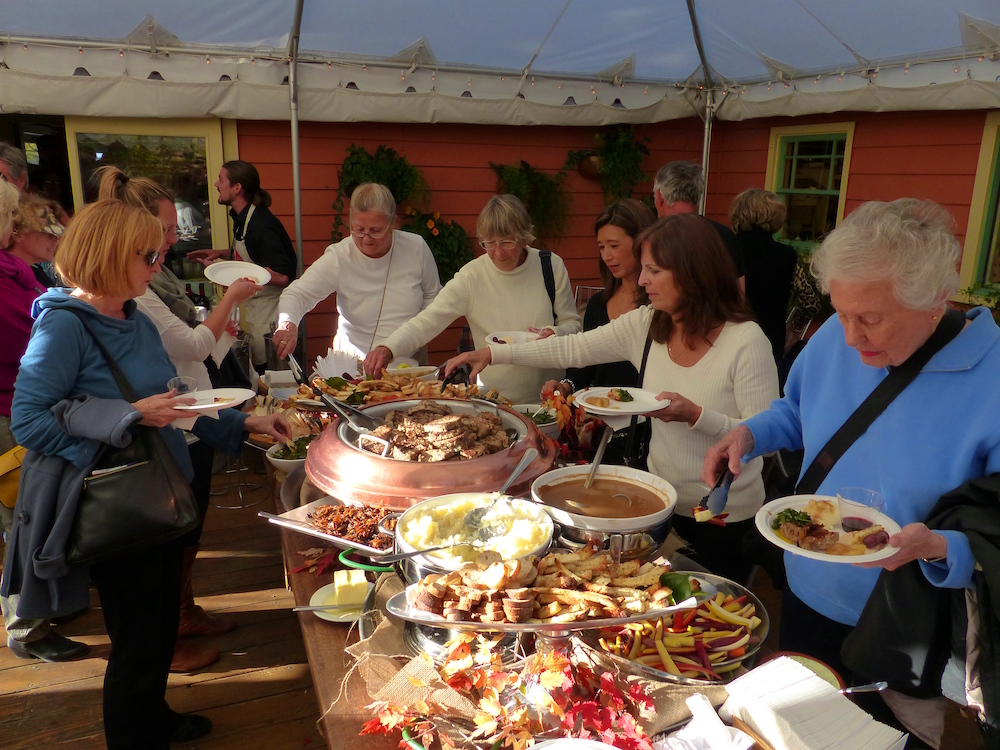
573, 386, 666, 416
386, 365, 439, 379
754, 494, 902, 564
308, 581, 374, 623
204, 260, 272, 287
176, 387, 256, 411
484, 330, 540, 346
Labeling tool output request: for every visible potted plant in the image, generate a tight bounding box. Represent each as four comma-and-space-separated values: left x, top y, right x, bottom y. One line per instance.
489, 160, 570, 240
330, 144, 429, 241
564, 124, 652, 203
401, 207, 474, 284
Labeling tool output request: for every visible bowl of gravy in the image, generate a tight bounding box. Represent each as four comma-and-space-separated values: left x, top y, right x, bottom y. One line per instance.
530, 465, 677, 534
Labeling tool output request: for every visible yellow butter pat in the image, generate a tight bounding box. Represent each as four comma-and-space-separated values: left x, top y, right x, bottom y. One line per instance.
332, 569, 368, 607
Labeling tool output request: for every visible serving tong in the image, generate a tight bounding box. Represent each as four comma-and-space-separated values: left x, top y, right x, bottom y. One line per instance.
287, 353, 382, 432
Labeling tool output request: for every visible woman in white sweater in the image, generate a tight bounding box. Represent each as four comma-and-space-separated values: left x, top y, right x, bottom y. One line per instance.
272, 183, 441, 363
365, 194, 581, 403
448, 214, 778, 581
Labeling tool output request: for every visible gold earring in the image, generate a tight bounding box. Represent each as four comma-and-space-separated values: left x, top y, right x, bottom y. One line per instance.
932, 315, 939, 321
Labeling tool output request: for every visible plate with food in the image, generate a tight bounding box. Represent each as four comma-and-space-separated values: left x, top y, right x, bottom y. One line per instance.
264, 497, 396, 556
572, 386, 665, 416
754, 494, 901, 563
385, 364, 439, 380
203, 260, 271, 287
513, 403, 560, 439
308, 571, 375, 623
589, 571, 769, 684
175, 387, 256, 411
386, 546, 698, 633
485, 330, 540, 346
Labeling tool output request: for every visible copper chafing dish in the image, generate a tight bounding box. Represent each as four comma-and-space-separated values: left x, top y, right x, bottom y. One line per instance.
305, 398, 556, 510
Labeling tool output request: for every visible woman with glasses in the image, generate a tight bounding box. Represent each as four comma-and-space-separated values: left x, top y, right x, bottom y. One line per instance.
4, 199, 290, 748
365, 194, 581, 403
273, 182, 441, 364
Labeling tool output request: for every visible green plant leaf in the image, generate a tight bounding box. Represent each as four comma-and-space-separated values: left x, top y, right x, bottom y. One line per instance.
490, 160, 569, 240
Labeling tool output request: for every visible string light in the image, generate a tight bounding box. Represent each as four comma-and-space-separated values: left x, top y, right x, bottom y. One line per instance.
784, 82, 789, 88
467, 77, 472, 87
531, 76, 535, 86
954, 65, 960, 73
206, 56, 211, 64
500, 75, 505, 81
327, 62, 332, 69
251, 57, 255, 65
23, 44, 27, 51
119, 49, 124, 57
767, 82, 771, 90
363, 65, 367, 71
78, 47, 83, 54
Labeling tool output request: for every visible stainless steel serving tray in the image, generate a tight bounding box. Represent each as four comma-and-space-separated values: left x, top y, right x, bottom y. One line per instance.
385, 586, 698, 636
263, 497, 394, 558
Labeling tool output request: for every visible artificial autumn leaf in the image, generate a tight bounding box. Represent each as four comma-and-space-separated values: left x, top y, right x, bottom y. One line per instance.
480, 695, 503, 717
600, 672, 626, 712
628, 682, 654, 711
406, 675, 427, 688
412, 699, 431, 715
565, 700, 611, 733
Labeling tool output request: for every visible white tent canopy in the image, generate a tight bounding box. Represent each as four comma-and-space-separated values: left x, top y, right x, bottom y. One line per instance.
3, 0, 1000, 124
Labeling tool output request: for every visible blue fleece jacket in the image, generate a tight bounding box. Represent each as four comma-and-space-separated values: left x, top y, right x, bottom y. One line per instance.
11, 291, 247, 473
744, 307, 1000, 626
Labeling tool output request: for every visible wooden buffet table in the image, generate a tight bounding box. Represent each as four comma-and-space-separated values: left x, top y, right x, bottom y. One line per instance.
275, 466, 397, 749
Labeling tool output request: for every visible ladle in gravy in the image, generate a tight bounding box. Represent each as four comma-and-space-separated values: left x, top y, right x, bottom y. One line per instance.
537, 477, 665, 519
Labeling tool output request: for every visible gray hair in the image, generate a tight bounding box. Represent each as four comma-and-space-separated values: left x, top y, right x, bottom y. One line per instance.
811, 198, 960, 311
0, 142, 28, 185
476, 194, 535, 243
653, 161, 704, 206
349, 183, 396, 222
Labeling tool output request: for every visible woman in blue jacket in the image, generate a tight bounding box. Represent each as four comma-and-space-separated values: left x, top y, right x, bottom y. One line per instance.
4, 200, 290, 749
704, 198, 1000, 743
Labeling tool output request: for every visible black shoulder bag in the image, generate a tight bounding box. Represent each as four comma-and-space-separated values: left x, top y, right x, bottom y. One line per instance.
539, 249, 557, 324
64, 309, 200, 565
622, 334, 654, 470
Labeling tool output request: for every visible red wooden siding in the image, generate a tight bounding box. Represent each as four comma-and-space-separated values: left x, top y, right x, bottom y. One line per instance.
237, 109, 987, 368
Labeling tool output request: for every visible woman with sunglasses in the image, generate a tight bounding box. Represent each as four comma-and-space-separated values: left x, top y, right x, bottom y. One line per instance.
272, 182, 441, 364
5, 199, 290, 748
365, 194, 581, 403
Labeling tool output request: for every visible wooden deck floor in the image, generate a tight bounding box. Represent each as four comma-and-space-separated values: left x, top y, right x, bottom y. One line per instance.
0, 459, 328, 750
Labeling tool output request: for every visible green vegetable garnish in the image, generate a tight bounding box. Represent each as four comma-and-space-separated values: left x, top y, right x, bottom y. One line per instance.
772, 508, 812, 530
658, 572, 693, 605
275, 434, 317, 460
323, 376, 350, 389
523, 409, 556, 425
612, 388, 634, 403
345, 391, 366, 405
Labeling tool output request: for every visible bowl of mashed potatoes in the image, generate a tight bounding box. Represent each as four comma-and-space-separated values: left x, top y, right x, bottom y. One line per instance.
395, 492, 553, 572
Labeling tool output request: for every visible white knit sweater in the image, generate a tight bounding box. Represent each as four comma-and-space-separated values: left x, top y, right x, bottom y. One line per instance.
381, 247, 582, 404
490, 306, 779, 521
277, 230, 441, 359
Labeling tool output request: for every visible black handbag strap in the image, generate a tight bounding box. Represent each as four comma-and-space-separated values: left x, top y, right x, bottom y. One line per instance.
797, 307, 966, 494
62, 307, 140, 402
622, 332, 654, 462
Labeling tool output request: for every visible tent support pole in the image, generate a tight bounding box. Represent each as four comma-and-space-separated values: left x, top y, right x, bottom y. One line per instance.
699, 91, 714, 216
287, 0, 305, 358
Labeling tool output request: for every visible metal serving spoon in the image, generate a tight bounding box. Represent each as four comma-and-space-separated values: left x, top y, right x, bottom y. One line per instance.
462, 447, 539, 538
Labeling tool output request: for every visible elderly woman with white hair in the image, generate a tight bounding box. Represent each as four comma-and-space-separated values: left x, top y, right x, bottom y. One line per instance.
704, 198, 1000, 738
272, 182, 441, 362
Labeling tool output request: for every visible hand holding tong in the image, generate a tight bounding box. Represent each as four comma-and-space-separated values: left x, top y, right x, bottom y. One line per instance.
287, 353, 381, 431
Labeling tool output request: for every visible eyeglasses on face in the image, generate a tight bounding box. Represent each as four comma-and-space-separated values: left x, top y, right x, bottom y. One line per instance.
351, 226, 390, 241
143, 250, 161, 267
478, 239, 518, 251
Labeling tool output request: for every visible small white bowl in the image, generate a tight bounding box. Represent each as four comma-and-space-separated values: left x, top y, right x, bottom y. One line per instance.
513, 404, 560, 439
266, 443, 307, 473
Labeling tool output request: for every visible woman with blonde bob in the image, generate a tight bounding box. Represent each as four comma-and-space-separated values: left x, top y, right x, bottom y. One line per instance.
365, 194, 580, 402
730, 188, 798, 361
3, 199, 289, 749
705, 198, 1000, 740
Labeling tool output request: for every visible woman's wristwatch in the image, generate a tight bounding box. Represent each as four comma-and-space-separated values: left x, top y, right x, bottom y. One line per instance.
559, 378, 576, 395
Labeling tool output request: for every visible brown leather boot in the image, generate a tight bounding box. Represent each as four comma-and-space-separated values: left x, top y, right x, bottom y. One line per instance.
177, 545, 238, 638
169, 642, 220, 672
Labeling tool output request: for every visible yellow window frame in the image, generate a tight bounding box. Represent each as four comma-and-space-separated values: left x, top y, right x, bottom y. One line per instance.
63, 117, 239, 250
764, 121, 856, 249
961, 111, 1000, 294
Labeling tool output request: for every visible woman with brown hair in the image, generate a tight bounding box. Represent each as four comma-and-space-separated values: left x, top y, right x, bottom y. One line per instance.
448, 214, 778, 580
95, 165, 260, 672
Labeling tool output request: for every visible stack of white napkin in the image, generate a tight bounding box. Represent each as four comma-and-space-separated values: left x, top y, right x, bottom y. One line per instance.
313, 348, 361, 380
719, 657, 906, 750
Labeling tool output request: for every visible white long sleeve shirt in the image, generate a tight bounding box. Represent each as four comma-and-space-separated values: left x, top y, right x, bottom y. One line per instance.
136, 289, 217, 391
490, 306, 778, 521
277, 230, 441, 359
381, 247, 582, 404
